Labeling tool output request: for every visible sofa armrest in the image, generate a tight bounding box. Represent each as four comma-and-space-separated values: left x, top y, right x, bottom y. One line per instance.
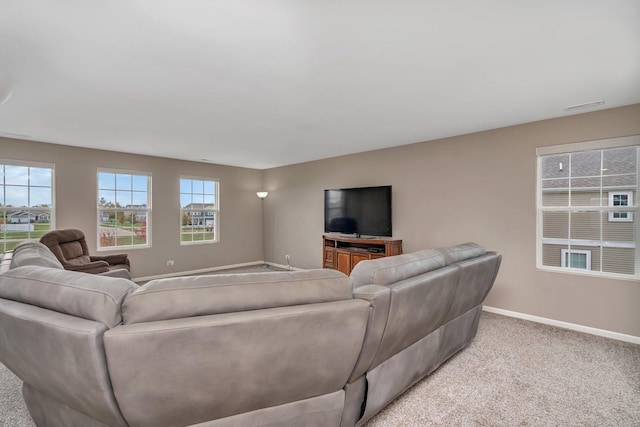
64, 261, 110, 274
91, 254, 129, 267
349, 284, 391, 380
0, 251, 12, 274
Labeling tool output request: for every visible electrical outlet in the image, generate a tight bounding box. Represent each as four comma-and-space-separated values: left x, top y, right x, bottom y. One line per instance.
166, 259, 174, 266
285, 255, 290, 262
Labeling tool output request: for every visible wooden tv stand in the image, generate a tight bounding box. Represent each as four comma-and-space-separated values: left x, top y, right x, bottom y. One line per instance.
323, 234, 403, 275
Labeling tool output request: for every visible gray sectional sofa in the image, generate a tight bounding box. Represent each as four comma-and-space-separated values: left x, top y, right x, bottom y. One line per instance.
0, 241, 500, 427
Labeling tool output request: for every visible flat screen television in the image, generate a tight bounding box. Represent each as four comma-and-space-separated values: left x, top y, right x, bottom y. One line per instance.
324, 185, 392, 237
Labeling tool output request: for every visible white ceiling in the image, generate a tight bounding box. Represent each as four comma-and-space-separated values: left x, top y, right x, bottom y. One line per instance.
1, 1, 639, 169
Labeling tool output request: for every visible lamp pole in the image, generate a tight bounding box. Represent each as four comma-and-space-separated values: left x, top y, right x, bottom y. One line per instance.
256, 192, 269, 267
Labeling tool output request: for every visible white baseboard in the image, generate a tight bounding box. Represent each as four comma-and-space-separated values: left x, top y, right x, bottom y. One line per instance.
133, 261, 302, 283
265, 262, 303, 271
482, 306, 640, 345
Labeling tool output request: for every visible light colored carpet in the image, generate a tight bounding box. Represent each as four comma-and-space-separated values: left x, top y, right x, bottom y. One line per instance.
1, 312, 638, 426
365, 312, 640, 426
0, 363, 31, 427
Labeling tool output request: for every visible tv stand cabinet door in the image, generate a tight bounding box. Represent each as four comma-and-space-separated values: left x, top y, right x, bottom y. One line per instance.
351, 252, 369, 270
336, 250, 352, 275
323, 247, 335, 269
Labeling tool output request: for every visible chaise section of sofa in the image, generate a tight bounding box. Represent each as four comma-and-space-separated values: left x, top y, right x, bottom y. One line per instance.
436, 243, 502, 367
343, 243, 501, 427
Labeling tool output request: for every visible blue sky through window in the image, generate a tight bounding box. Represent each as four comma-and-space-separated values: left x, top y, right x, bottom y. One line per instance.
1, 165, 53, 207
98, 171, 148, 207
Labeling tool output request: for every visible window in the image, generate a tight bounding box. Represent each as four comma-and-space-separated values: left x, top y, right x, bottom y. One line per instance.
97, 169, 150, 249
1, 160, 55, 252
561, 249, 591, 269
180, 177, 218, 244
608, 191, 633, 222
537, 136, 639, 279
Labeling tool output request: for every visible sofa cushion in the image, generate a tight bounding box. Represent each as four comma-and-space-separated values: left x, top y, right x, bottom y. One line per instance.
0, 266, 138, 328
9, 241, 64, 270
437, 242, 486, 265
350, 249, 445, 288
123, 269, 353, 324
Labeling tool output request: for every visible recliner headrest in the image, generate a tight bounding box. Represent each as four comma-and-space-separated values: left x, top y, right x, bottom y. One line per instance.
40, 229, 87, 246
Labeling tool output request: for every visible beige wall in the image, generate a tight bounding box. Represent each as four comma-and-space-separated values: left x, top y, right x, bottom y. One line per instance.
0, 138, 264, 278
262, 104, 640, 337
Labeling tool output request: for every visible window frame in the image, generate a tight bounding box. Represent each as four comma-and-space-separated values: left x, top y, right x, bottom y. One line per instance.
179, 176, 219, 245
536, 135, 639, 280
0, 159, 55, 253
97, 168, 151, 251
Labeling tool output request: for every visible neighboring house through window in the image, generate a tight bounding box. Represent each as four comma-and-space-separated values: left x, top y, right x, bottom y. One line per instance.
0, 160, 54, 253
537, 136, 639, 278
561, 249, 591, 270
97, 169, 151, 249
180, 177, 218, 244
608, 191, 633, 222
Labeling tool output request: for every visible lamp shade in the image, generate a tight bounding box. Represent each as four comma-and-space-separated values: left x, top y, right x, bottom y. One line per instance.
256, 191, 268, 199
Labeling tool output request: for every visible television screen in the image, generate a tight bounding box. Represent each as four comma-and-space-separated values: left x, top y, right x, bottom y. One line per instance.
324, 185, 392, 237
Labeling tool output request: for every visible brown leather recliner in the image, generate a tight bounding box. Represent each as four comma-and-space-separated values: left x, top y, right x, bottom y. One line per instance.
40, 229, 130, 274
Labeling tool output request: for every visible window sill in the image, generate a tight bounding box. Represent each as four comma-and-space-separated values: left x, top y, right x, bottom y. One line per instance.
537, 265, 639, 281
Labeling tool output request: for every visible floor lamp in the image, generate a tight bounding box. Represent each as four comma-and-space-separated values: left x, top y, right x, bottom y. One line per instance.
0, 73, 13, 105
257, 191, 269, 267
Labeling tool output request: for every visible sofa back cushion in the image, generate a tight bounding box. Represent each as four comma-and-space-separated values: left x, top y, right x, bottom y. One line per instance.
0, 266, 138, 328
437, 242, 486, 265
350, 249, 445, 288
106, 298, 370, 426
443, 252, 502, 323
9, 241, 64, 270
372, 265, 460, 367
123, 269, 353, 324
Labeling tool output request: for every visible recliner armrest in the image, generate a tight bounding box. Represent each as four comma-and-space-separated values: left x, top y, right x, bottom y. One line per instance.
349, 284, 391, 380
91, 254, 129, 267
64, 261, 110, 274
